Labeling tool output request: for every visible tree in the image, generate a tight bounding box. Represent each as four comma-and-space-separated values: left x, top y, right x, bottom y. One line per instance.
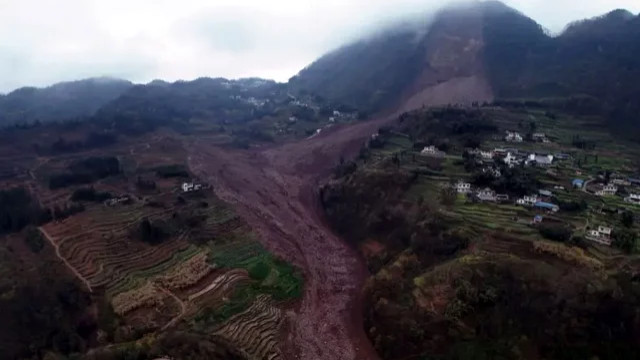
439, 187, 457, 207
613, 230, 638, 254
622, 211, 635, 228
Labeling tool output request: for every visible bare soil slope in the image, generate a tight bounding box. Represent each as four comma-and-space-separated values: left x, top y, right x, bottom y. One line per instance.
188, 117, 389, 360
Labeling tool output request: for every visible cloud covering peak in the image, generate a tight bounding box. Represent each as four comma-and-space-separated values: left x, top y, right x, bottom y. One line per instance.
1, 0, 638, 93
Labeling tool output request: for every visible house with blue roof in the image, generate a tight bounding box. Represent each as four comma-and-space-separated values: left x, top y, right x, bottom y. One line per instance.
534, 201, 560, 213
572, 179, 584, 188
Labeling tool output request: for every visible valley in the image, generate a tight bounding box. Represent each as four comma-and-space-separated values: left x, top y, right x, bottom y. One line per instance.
1, 1, 640, 359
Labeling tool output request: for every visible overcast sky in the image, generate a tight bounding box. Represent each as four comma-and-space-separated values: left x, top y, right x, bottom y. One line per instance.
1, 0, 639, 93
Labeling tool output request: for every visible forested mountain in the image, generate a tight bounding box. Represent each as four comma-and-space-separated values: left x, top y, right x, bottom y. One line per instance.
0, 77, 132, 126
290, 2, 640, 135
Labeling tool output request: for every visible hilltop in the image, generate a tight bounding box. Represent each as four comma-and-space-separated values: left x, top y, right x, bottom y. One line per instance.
0, 77, 133, 125
291, 1, 640, 136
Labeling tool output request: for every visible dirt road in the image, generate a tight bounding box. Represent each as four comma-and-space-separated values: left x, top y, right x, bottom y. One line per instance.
187, 117, 392, 360
39, 226, 94, 293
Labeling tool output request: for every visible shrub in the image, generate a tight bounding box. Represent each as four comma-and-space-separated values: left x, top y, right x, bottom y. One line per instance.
24, 227, 45, 253
539, 225, 572, 243
248, 261, 271, 281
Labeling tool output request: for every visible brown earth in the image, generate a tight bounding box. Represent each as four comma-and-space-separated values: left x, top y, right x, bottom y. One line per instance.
186, 17, 493, 357
186, 61, 493, 358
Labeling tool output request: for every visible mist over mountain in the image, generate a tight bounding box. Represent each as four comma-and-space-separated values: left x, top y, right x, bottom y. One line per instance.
291, 1, 640, 134
0, 77, 132, 125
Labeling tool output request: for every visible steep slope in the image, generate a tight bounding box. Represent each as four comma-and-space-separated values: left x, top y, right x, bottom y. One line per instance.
291, 2, 640, 135
289, 2, 501, 114
0, 77, 132, 125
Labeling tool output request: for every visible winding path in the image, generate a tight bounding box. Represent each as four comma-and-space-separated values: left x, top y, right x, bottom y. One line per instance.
39, 226, 94, 293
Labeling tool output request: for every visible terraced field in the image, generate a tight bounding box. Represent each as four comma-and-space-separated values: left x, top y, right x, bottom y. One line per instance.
215, 295, 284, 360
40, 203, 195, 293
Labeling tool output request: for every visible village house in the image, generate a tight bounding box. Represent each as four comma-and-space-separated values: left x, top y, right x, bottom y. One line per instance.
421, 146, 445, 158
496, 194, 510, 202
493, 148, 508, 156
587, 225, 614, 246
595, 184, 618, 197
182, 182, 206, 193
572, 179, 584, 189
532, 215, 544, 224
104, 196, 131, 207
553, 185, 566, 191
476, 188, 497, 202
481, 166, 501, 178
505, 131, 523, 143
503, 152, 520, 168
534, 201, 560, 213
611, 178, 631, 186
625, 193, 640, 205
479, 149, 495, 161
454, 181, 472, 194
517, 195, 539, 207
555, 153, 571, 161
628, 178, 640, 187
532, 133, 550, 143
526, 153, 554, 167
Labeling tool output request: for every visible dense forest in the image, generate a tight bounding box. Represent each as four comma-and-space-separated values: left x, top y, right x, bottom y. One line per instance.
0, 77, 132, 126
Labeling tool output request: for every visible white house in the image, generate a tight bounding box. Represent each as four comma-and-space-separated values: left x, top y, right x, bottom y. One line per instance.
526, 154, 554, 167
454, 181, 472, 194
479, 150, 495, 160
182, 182, 204, 193
477, 188, 496, 202
532, 133, 549, 143
596, 184, 618, 197
517, 195, 539, 207
612, 178, 631, 186
105, 196, 130, 207
625, 194, 640, 205
587, 226, 614, 246
598, 226, 612, 237
505, 131, 523, 143
504, 152, 519, 168
421, 146, 445, 158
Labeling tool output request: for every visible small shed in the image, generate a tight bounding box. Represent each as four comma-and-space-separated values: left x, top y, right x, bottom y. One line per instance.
572, 179, 584, 188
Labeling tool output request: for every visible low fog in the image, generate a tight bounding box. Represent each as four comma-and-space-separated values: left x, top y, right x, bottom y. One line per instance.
1, 0, 639, 93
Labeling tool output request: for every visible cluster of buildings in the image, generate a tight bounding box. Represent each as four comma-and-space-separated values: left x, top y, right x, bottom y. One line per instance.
516, 191, 560, 213
467, 147, 556, 168
453, 181, 508, 203
230, 95, 268, 107
505, 131, 523, 143
329, 110, 357, 123
504, 131, 551, 144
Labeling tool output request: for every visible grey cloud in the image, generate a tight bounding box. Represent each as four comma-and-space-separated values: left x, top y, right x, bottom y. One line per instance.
1, 0, 639, 93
